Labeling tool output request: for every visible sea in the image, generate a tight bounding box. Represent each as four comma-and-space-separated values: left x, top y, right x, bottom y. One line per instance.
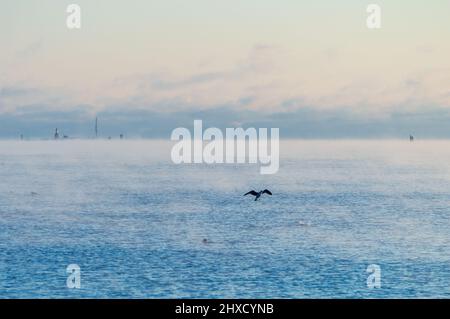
1, 139, 450, 298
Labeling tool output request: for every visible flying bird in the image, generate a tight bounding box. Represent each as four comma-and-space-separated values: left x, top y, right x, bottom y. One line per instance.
244, 189, 272, 201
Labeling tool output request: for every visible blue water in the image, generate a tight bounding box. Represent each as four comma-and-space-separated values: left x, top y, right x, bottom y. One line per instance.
1, 140, 450, 298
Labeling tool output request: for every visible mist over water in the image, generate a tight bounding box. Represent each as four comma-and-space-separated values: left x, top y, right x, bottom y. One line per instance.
1, 140, 450, 298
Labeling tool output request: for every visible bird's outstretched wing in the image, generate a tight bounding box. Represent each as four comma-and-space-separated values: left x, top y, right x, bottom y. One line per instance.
263, 189, 272, 195
244, 190, 258, 196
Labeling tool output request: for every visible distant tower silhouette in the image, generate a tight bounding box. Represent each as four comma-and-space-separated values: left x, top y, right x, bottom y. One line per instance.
54, 128, 59, 139
95, 117, 98, 138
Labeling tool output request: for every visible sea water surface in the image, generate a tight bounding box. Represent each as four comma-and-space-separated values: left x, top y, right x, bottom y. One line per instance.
1, 139, 450, 298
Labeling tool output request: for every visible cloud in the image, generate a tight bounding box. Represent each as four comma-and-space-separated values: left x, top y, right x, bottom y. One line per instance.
1, 43, 450, 139
150, 72, 226, 90
2, 103, 450, 139
0, 86, 38, 98
15, 39, 43, 59
98, 44, 450, 116
0, 85, 66, 114
101, 44, 291, 113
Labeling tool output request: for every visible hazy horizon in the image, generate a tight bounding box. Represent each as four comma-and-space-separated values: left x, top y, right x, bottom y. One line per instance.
1, 1, 450, 138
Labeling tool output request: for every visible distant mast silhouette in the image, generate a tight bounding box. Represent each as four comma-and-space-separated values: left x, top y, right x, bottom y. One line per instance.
54, 128, 59, 140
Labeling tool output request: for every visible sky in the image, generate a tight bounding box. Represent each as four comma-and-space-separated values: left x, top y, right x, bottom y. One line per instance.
1, 0, 450, 138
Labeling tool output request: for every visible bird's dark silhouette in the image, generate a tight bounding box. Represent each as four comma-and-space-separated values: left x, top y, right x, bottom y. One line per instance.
244, 189, 272, 201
